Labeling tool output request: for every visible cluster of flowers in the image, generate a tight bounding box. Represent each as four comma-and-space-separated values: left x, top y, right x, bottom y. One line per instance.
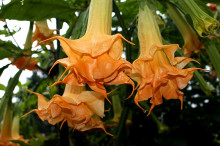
10, 0, 219, 136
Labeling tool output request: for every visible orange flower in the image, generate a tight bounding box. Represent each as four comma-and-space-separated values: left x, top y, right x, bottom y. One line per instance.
132, 3, 200, 115
46, 0, 134, 102
24, 85, 111, 135
32, 20, 56, 48
10, 21, 38, 71
10, 56, 38, 71
167, 2, 203, 57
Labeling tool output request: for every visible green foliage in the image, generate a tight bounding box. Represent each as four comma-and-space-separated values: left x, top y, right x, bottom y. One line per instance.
71, 7, 89, 39
0, 83, 6, 90
0, 69, 22, 122
0, 0, 77, 22
0, 40, 21, 60
0, 63, 10, 76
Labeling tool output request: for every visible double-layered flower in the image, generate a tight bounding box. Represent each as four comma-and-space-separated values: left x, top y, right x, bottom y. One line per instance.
167, 2, 203, 57
132, 2, 200, 115
179, 0, 219, 37
24, 85, 111, 134
46, 0, 134, 102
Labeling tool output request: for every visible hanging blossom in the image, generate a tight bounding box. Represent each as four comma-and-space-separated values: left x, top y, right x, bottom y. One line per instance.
132, 2, 200, 115
10, 23, 38, 71
45, 0, 134, 102
0, 106, 28, 146
10, 56, 38, 71
24, 85, 112, 135
167, 2, 203, 57
32, 20, 56, 48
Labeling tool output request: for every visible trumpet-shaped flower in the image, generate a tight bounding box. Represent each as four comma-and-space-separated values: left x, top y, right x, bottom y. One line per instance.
0, 106, 28, 146
24, 85, 111, 134
46, 0, 134, 101
132, 3, 200, 115
32, 20, 56, 48
167, 2, 203, 57
179, 0, 219, 37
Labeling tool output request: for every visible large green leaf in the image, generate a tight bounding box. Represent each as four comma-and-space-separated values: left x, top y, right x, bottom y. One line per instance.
0, 0, 77, 22
0, 40, 21, 60
71, 7, 89, 39
0, 69, 22, 122
0, 84, 6, 90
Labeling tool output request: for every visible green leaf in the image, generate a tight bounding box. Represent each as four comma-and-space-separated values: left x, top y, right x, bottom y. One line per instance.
0, 27, 21, 37
0, 84, 6, 90
0, 63, 10, 76
0, 69, 22, 122
71, 7, 89, 39
204, 39, 220, 85
0, 40, 21, 60
0, 0, 77, 22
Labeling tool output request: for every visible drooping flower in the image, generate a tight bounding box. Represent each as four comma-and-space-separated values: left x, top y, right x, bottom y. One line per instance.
132, 2, 200, 115
10, 56, 38, 71
167, 2, 203, 57
46, 0, 134, 102
32, 20, 56, 48
24, 85, 111, 135
0, 106, 28, 146
179, 0, 219, 37
10, 22, 38, 71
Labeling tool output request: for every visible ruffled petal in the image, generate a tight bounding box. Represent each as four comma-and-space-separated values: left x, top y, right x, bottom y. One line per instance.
24, 88, 108, 134
46, 34, 133, 58
133, 44, 200, 114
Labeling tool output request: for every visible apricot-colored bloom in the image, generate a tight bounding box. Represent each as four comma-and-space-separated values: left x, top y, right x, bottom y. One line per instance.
132, 3, 200, 115
32, 20, 56, 48
10, 56, 38, 71
0, 106, 28, 146
24, 85, 111, 134
167, 2, 203, 57
46, 0, 134, 101
179, 0, 219, 37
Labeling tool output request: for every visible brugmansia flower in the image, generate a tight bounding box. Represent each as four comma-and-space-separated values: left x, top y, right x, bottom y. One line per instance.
0, 106, 28, 145
46, 0, 134, 101
24, 85, 111, 135
10, 22, 38, 71
132, 2, 200, 115
32, 20, 56, 48
167, 2, 203, 57
10, 56, 38, 71
179, 0, 219, 37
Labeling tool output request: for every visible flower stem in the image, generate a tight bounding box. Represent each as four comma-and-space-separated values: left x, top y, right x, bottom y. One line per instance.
139, 102, 169, 134
204, 39, 220, 85
113, 1, 133, 145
